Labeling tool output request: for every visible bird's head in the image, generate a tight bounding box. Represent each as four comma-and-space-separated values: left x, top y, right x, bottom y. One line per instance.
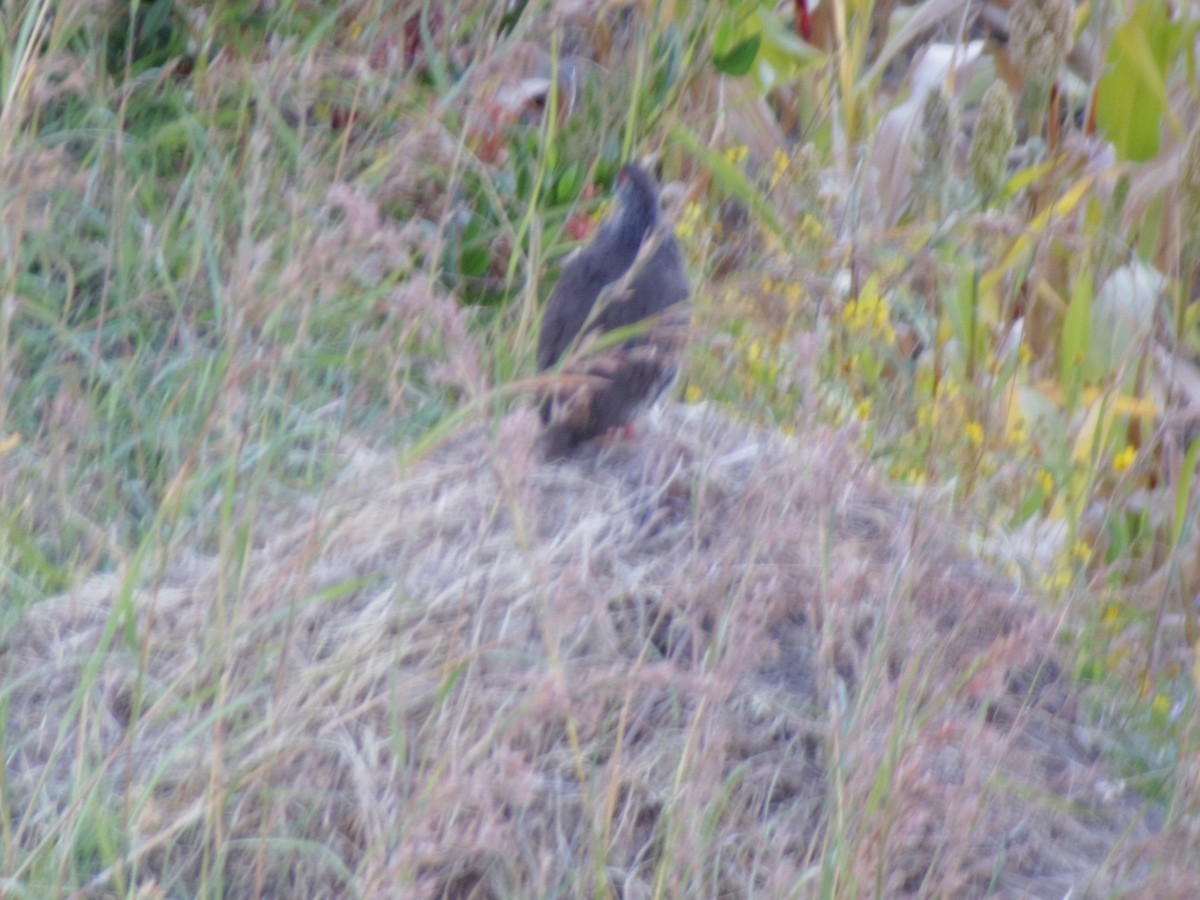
614, 164, 660, 236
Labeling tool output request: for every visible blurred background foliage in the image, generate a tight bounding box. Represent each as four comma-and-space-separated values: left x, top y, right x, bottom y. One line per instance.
2, 0, 1200, 808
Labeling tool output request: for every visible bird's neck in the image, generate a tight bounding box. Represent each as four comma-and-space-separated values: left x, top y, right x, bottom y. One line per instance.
601, 207, 655, 269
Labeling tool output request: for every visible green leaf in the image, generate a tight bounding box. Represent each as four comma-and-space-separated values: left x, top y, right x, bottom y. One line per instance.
944, 259, 975, 367
460, 214, 490, 278
1095, 1, 1184, 162
1085, 262, 1164, 383
1173, 437, 1200, 547
461, 247, 489, 279
554, 162, 584, 205
713, 34, 761, 76
755, 13, 824, 90
756, 6, 822, 65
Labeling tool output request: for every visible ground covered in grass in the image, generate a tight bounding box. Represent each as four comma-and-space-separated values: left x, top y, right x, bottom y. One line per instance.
4, 0, 1200, 896
2, 406, 1161, 896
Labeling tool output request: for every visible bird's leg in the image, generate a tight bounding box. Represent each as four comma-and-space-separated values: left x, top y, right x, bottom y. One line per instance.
597, 422, 639, 445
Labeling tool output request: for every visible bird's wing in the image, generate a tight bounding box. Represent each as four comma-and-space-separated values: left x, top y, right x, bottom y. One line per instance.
539, 313, 689, 456
595, 235, 689, 333
536, 255, 605, 372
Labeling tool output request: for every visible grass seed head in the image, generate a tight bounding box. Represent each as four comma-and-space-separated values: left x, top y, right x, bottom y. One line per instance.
1009, 0, 1074, 116
969, 82, 1017, 204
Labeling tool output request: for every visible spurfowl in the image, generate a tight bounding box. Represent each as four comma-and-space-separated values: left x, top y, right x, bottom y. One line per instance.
536, 163, 690, 457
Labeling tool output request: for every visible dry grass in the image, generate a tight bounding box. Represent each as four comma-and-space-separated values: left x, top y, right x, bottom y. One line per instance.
3, 403, 1159, 897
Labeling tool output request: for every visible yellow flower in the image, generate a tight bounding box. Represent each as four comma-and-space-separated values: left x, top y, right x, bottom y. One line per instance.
965, 421, 984, 446
840, 276, 895, 343
856, 397, 872, 420
1042, 566, 1071, 593
1072, 540, 1092, 564
769, 148, 789, 189
724, 145, 749, 166
1008, 417, 1029, 447
1112, 445, 1136, 473
797, 214, 825, 241
676, 201, 705, 240
593, 199, 613, 225
1036, 468, 1053, 495
1151, 693, 1171, 719
684, 384, 702, 403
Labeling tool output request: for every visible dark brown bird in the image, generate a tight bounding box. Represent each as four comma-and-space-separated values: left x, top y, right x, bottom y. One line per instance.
537, 163, 690, 457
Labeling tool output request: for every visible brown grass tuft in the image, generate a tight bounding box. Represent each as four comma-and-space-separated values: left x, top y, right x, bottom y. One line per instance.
3, 404, 1155, 896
